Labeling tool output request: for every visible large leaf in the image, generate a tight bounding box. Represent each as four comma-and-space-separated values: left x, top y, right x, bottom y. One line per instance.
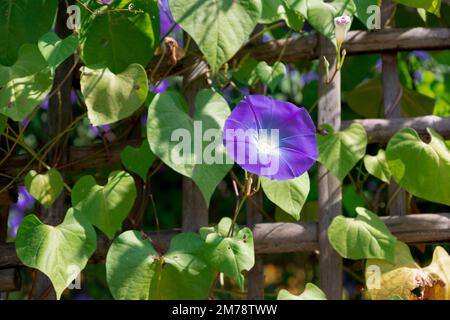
16, 208, 97, 299
393, 0, 441, 16
169, 0, 262, 73
317, 123, 367, 181
25, 169, 64, 208
0, 44, 52, 121
80, 0, 159, 74
0, 0, 57, 65
365, 242, 420, 300
38, 32, 79, 71
147, 89, 233, 205
106, 231, 214, 299
363, 149, 392, 183
261, 173, 310, 221
347, 78, 435, 118
386, 128, 450, 206
328, 207, 397, 262
72, 171, 137, 239
277, 283, 327, 300
121, 140, 156, 182
80, 64, 148, 126
199, 217, 254, 290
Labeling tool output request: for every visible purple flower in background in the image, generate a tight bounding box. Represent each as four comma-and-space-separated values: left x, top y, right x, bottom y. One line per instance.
97, 0, 114, 5
223, 95, 318, 180
409, 51, 430, 62
302, 73, 319, 84
159, 0, 180, 38
8, 186, 35, 238
413, 70, 422, 83
90, 124, 111, 137
149, 79, 169, 94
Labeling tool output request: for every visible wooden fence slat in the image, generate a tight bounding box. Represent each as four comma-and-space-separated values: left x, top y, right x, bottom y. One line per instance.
381, 0, 407, 216
247, 192, 265, 300
181, 38, 209, 232
3, 213, 450, 275
149, 28, 450, 80
317, 35, 343, 300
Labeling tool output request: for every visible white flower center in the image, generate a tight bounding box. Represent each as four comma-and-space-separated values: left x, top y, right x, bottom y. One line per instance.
257, 135, 278, 155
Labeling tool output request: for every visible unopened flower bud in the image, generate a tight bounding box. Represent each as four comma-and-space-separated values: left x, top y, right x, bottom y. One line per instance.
334, 15, 351, 47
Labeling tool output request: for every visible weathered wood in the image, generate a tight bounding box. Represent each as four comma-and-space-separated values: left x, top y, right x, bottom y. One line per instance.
317, 35, 343, 300
0, 269, 21, 292
343, 116, 450, 143
381, 0, 407, 217
181, 38, 210, 232
3, 214, 450, 273
149, 28, 450, 79
247, 191, 265, 300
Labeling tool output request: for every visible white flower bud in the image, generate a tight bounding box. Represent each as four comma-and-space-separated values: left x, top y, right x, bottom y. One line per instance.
334, 15, 351, 47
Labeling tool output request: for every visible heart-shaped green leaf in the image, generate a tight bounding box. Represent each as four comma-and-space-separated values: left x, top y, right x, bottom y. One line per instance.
199, 217, 254, 290
80, 64, 148, 126
386, 128, 450, 206
25, 169, 64, 208
106, 231, 214, 300
72, 171, 137, 239
256, 61, 286, 92
80, 0, 159, 74
277, 283, 327, 300
328, 207, 397, 263
317, 123, 367, 181
121, 140, 156, 182
170, 0, 262, 73
364, 149, 392, 184
147, 89, 233, 206
0, 44, 52, 121
261, 173, 310, 221
0, 0, 57, 65
38, 32, 79, 71
16, 208, 97, 299
347, 78, 435, 118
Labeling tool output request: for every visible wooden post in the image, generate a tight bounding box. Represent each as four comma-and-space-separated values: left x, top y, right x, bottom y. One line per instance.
317, 35, 343, 299
381, 0, 407, 216
247, 191, 264, 300
32, 0, 75, 299
181, 38, 209, 232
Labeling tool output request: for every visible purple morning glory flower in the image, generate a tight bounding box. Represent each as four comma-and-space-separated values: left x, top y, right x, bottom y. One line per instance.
223, 95, 318, 180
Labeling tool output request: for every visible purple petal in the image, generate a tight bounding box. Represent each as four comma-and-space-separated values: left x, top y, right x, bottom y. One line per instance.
223, 95, 318, 180
159, 0, 180, 38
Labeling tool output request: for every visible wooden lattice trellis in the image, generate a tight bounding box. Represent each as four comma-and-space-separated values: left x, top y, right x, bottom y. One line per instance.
1, 1, 450, 299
